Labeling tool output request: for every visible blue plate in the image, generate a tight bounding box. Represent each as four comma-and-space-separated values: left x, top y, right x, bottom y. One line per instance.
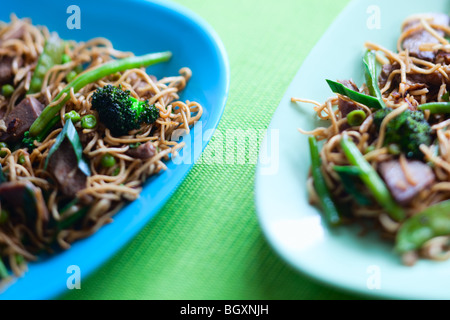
0, 0, 229, 299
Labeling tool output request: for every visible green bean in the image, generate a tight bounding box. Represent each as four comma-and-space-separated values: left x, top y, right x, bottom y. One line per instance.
29, 51, 172, 137
340, 133, 405, 221
1, 84, 14, 97
418, 102, 450, 114
396, 200, 450, 253
28, 34, 65, 94
81, 114, 97, 129
308, 136, 341, 226
346, 110, 367, 126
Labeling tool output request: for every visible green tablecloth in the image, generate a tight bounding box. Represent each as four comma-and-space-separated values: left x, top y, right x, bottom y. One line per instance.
61, 0, 358, 300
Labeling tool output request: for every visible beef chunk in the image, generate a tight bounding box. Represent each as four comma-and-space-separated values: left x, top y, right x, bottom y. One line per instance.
46, 139, 88, 198
379, 159, 435, 205
0, 97, 44, 143
337, 79, 362, 117
126, 141, 156, 159
0, 181, 48, 221
402, 13, 450, 61
0, 56, 14, 86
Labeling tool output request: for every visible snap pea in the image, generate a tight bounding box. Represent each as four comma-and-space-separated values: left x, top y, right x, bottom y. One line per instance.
363, 50, 386, 109
396, 200, 450, 253
308, 136, 341, 226
29, 51, 172, 137
326, 79, 385, 110
28, 33, 65, 94
44, 119, 90, 176
340, 133, 405, 221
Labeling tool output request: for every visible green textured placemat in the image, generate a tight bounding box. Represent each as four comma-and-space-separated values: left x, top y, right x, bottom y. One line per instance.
61, 0, 358, 300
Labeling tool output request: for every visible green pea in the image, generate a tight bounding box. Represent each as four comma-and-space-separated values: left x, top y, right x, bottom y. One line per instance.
64, 110, 81, 123
18, 154, 25, 165
112, 167, 120, 176
347, 110, 367, 127
61, 53, 71, 64
1, 84, 14, 97
388, 143, 401, 155
0, 142, 8, 158
129, 142, 141, 149
0, 209, 8, 224
1, 85, 14, 98
101, 153, 116, 168
365, 145, 375, 154
74, 65, 84, 74
66, 70, 78, 83
15, 254, 24, 265
81, 114, 97, 129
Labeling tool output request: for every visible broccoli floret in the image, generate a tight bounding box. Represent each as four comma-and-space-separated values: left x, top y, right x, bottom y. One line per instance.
373, 107, 432, 159
91, 84, 159, 136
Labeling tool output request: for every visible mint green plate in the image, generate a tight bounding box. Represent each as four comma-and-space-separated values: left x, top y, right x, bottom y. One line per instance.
255, 0, 450, 300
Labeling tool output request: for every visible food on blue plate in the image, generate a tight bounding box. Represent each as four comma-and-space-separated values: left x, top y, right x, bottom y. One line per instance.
0, 15, 202, 284
293, 13, 450, 266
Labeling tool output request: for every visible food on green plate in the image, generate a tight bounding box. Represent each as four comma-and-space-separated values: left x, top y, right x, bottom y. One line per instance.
0, 14, 203, 284
293, 13, 450, 266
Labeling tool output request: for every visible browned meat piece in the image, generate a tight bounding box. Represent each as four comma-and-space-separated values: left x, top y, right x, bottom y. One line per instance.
402, 13, 450, 61
0, 97, 44, 143
0, 181, 48, 221
126, 141, 156, 159
435, 51, 450, 65
46, 139, 88, 198
337, 79, 362, 117
407, 71, 444, 87
379, 159, 435, 205
378, 63, 401, 89
0, 56, 14, 86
